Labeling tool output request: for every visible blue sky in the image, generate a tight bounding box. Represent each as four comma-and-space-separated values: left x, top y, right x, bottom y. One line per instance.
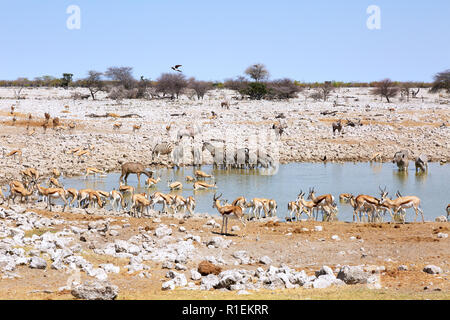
0, 0, 448, 82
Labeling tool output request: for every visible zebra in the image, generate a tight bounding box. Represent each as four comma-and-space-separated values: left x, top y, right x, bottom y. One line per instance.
171, 144, 184, 169
192, 145, 203, 167
152, 142, 174, 160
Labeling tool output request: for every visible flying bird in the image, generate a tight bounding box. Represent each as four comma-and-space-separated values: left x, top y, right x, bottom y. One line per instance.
171, 65, 182, 72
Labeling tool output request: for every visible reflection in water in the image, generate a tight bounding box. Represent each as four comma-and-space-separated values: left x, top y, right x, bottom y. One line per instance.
58, 162, 449, 222
393, 170, 409, 186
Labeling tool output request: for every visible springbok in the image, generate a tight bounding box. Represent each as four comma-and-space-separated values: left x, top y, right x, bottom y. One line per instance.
287, 201, 301, 221
49, 177, 63, 189
36, 185, 68, 212
52, 168, 61, 178
308, 188, 337, 221
212, 193, 246, 235
379, 189, 424, 223
185, 176, 195, 182
85, 167, 105, 179
149, 191, 173, 213
168, 180, 183, 190
110, 189, 126, 212
194, 170, 213, 179
231, 197, 247, 213
65, 188, 79, 208
184, 196, 196, 215
130, 193, 150, 218
246, 198, 269, 219
145, 176, 161, 188
346, 193, 379, 223
8, 182, 35, 206
296, 191, 316, 221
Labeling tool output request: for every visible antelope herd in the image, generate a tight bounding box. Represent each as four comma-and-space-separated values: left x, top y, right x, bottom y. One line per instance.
0, 158, 448, 237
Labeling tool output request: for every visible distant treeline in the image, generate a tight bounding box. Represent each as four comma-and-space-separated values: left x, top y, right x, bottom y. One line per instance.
1, 64, 447, 102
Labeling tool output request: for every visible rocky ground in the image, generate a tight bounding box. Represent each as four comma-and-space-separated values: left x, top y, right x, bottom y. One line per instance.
0, 203, 448, 300
0, 87, 449, 185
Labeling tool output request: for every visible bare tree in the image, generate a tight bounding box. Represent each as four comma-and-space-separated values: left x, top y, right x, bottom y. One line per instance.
104, 66, 136, 90
156, 73, 187, 99
430, 69, 450, 93
81, 71, 104, 100
371, 79, 400, 103
188, 78, 213, 99
316, 82, 334, 101
244, 63, 270, 82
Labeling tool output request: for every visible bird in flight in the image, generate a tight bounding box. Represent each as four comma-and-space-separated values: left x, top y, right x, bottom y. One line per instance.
171, 65, 182, 72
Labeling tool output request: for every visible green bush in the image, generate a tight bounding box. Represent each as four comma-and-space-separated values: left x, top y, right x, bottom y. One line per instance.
241, 82, 267, 100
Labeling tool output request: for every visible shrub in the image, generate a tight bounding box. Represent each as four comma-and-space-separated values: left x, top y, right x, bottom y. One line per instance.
371, 79, 400, 103
266, 78, 303, 100
430, 69, 450, 93
241, 82, 267, 100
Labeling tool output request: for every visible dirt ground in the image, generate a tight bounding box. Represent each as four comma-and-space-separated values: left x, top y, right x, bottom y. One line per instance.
0, 207, 448, 300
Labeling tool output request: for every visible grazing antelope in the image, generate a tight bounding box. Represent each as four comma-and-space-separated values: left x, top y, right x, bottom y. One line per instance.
213, 193, 246, 235
379, 189, 424, 223
65, 188, 79, 208
339, 193, 352, 203
76, 149, 90, 157
185, 176, 195, 182
130, 193, 150, 218
168, 180, 183, 190
346, 193, 379, 223
194, 170, 213, 179
113, 123, 122, 130
171, 194, 188, 214
145, 176, 161, 188
21, 167, 39, 182
149, 191, 173, 213
6, 150, 22, 161
193, 181, 217, 191
96, 190, 111, 205
246, 198, 269, 219
231, 197, 247, 212
267, 199, 277, 217
308, 188, 337, 220
287, 201, 301, 221
110, 189, 126, 212
85, 167, 105, 179
36, 185, 68, 212
184, 196, 196, 215
77, 189, 103, 209
119, 182, 135, 208
296, 191, 317, 221
52, 168, 61, 178
48, 177, 63, 189
8, 183, 35, 206
221, 101, 230, 109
